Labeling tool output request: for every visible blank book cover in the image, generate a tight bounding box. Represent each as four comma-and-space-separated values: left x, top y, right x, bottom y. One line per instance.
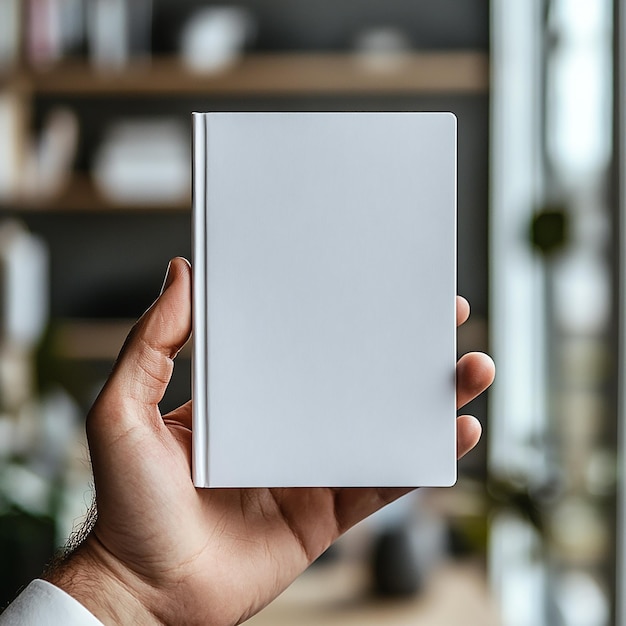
193, 112, 457, 488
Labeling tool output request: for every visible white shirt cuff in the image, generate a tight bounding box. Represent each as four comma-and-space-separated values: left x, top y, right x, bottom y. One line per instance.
0, 579, 103, 625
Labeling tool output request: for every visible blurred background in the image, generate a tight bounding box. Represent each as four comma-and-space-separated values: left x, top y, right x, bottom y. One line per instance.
0, 0, 623, 624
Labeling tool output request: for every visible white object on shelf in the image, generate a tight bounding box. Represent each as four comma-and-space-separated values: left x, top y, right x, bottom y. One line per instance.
87, 0, 128, 69
93, 118, 190, 204
0, 221, 49, 348
180, 6, 255, 73
87, 0, 152, 70
353, 27, 414, 72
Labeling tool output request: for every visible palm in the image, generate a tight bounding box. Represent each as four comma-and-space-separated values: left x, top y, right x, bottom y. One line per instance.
89, 395, 412, 623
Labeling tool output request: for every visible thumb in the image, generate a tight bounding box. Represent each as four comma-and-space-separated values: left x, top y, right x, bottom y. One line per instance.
89, 257, 192, 437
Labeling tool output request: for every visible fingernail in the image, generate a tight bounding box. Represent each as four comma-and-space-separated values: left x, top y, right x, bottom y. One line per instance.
159, 260, 174, 295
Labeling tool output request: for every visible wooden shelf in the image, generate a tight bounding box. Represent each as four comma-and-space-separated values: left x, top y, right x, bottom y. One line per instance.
13, 52, 488, 97
5, 176, 191, 213
53, 319, 191, 361
2, 51, 487, 214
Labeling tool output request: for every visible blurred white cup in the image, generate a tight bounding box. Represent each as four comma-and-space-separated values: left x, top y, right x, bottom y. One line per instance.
180, 7, 256, 74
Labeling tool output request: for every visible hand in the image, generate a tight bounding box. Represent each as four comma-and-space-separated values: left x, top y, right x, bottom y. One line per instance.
46, 257, 495, 625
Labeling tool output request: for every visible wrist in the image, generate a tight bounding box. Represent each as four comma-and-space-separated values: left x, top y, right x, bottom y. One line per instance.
44, 536, 163, 626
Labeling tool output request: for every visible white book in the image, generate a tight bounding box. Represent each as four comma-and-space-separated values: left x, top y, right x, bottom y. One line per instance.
87, 0, 128, 69
0, 94, 21, 200
0, 0, 20, 69
192, 112, 457, 488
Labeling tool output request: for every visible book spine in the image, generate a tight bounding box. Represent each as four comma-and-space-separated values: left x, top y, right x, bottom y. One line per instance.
27, 0, 63, 67
87, 0, 128, 69
0, 0, 20, 69
192, 113, 209, 487
0, 94, 23, 200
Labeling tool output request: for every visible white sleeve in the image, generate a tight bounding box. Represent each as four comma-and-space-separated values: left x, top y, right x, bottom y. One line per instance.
0, 579, 104, 625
